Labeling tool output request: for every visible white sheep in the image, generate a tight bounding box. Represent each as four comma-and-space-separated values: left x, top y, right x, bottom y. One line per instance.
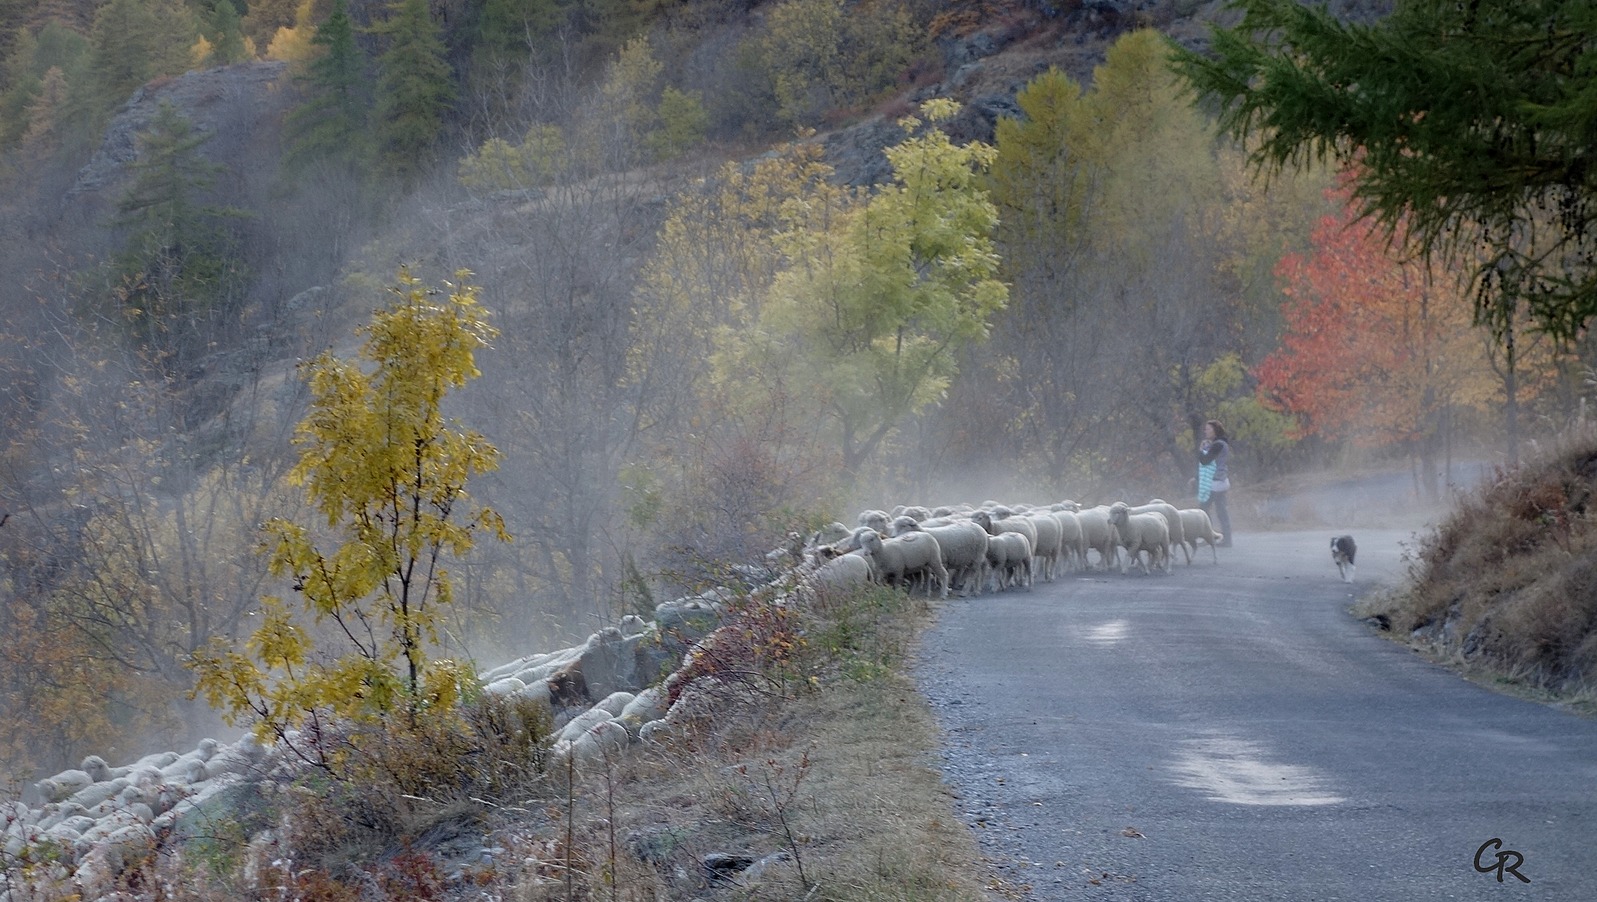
34, 801, 87, 833
80, 756, 131, 785
810, 526, 880, 563
1109, 502, 1170, 575
66, 778, 128, 811
159, 754, 209, 786
974, 510, 1039, 559
804, 551, 874, 597
1075, 505, 1120, 571
595, 691, 635, 716
859, 530, 949, 598
556, 706, 618, 745
1139, 499, 1189, 564
856, 509, 891, 534
33, 769, 92, 804
199, 734, 268, 782
1025, 511, 1064, 581
45, 814, 95, 843
618, 687, 671, 736
811, 521, 851, 546
72, 821, 155, 895
552, 720, 631, 774
915, 518, 990, 597
984, 531, 1034, 591
130, 751, 179, 770
1049, 508, 1089, 573
887, 515, 922, 537
1178, 508, 1224, 563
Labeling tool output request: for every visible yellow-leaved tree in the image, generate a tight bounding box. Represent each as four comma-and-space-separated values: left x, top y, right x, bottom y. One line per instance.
191, 267, 509, 758
716, 99, 1007, 476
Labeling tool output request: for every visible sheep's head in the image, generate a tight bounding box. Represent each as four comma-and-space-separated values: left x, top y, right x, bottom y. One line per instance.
859, 530, 885, 555
890, 516, 922, 536
1109, 502, 1130, 525
857, 510, 890, 531
81, 755, 110, 780
971, 510, 997, 535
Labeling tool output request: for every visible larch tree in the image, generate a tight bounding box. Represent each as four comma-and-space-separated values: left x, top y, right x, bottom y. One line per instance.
1173, 0, 1597, 343
284, 0, 373, 174
204, 0, 252, 66
191, 268, 509, 749
372, 0, 456, 182
87, 0, 198, 119
110, 100, 252, 375
980, 31, 1239, 490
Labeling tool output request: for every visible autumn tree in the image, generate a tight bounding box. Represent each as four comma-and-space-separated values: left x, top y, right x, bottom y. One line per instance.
244, 0, 304, 52
0, 23, 95, 154
718, 99, 1006, 477
0, 293, 311, 774
262, 0, 321, 63
1256, 179, 1553, 497
625, 141, 853, 579
1174, 0, 1597, 343
755, 0, 923, 128
191, 267, 508, 747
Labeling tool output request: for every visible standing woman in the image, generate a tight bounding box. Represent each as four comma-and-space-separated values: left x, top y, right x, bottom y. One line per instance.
1198, 419, 1233, 547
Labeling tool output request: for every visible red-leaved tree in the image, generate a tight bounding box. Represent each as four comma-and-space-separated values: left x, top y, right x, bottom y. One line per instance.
1257, 176, 1510, 498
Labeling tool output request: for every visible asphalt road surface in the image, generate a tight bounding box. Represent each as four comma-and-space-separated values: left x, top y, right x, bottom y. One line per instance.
913, 527, 1597, 900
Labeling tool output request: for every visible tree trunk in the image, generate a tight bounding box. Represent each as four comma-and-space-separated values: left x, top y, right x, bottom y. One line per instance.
1504, 315, 1520, 467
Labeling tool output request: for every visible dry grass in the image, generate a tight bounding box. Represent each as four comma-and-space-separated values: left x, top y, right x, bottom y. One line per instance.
572, 583, 991, 902
606, 672, 989, 902
1359, 433, 1597, 713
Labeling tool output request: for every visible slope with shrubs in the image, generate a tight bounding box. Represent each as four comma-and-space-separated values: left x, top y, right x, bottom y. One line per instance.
1363, 434, 1597, 714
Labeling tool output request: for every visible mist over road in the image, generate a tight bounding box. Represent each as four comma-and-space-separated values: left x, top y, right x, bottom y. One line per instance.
914, 527, 1597, 900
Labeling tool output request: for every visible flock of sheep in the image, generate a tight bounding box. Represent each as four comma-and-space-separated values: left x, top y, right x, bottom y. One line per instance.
5, 735, 276, 898
789, 498, 1225, 598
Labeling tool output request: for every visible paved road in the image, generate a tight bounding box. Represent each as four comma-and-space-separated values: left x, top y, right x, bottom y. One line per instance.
913, 528, 1597, 900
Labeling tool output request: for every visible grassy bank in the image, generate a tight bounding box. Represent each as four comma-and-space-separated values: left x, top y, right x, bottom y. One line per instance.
1357, 434, 1597, 716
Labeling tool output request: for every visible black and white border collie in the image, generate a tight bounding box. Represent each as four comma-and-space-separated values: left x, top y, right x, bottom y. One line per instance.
1331, 535, 1357, 583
